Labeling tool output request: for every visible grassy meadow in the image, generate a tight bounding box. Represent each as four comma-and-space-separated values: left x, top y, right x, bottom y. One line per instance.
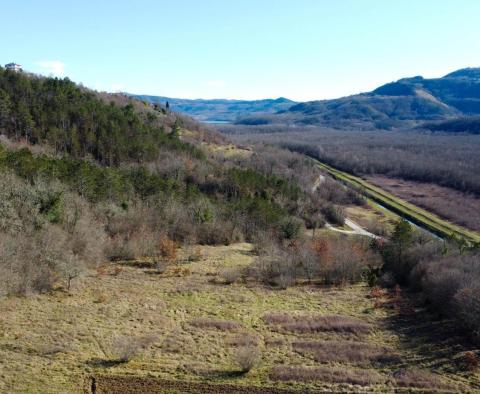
1, 242, 478, 393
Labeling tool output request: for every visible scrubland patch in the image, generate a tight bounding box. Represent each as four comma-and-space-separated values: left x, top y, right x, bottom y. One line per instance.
263, 313, 372, 335
189, 317, 242, 331
392, 369, 459, 391
292, 340, 399, 365
0, 242, 478, 393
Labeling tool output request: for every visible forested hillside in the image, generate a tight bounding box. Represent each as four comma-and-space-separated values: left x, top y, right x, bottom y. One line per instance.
0, 68, 207, 165
0, 68, 352, 296
2, 70, 480, 394
235, 68, 480, 129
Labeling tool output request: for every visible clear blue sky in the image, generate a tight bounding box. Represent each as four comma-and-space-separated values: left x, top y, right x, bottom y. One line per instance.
3, 0, 480, 101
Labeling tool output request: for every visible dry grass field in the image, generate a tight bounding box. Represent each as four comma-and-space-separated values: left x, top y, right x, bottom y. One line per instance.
1, 243, 479, 393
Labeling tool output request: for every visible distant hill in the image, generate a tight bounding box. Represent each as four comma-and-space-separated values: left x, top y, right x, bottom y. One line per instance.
130, 95, 296, 123
236, 67, 480, 129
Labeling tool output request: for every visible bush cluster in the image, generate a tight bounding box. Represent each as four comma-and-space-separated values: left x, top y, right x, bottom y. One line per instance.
0, 172, 105, 295
249, 236, 378, 288
0, 70, 359, 298
376, 219, 480, 342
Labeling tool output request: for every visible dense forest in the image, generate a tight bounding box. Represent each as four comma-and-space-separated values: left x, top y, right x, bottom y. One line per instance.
0, 68, 207, 165
0, 69, 355, 296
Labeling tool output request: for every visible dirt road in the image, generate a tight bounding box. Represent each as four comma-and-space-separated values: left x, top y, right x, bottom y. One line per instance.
325, 218, 380, 239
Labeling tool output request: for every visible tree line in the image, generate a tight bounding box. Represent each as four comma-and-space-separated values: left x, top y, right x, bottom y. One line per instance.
0, 68, 201, 165
222, 125, 480, 196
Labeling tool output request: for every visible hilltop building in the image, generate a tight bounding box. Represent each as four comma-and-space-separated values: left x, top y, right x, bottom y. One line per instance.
5, 63, 22, 72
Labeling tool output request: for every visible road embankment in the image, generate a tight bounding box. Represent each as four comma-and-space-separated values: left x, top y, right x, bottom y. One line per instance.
314, 160, 480, 244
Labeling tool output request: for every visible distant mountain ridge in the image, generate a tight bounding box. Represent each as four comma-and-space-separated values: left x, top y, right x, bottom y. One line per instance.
131, 95, 296, 122
236, 67, 480, 130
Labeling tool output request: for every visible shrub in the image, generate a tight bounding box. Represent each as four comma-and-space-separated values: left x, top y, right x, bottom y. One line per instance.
228, 332, 260, 347
156, 235, 177, 262
279, 216, 304, 240
420, 253, 480, 336
463, 351, 479, 371
292, 340, 397, 365
250, 236, 375, 288
189, 317, 241, 331
182, 244, 203, 262
311, 237, 374, 285
0, 172, 108, 296
392, 369, 456, 390
196, 221, 232, 245
130, 226, 157, 259
59, 191, 106, 268
262, 313, 295, 325
272, 273, 296, 289
155, 261, 168, 274
219, 266, 243, 284
364, 220, 389, 237
162, 333, 195, 354
0, 227, 81, 295
319, 239, 370, 285
322, 204, 345, 226
105, 237, 136, 261
304, 212, 325, 233
263, 313, 372, 335
453, 286, 480, 340
36, 343, 69, 357
233, 345, 261, 373
248, 240, 297, 287
109, 335, 156, 363
249, 254, 297, 288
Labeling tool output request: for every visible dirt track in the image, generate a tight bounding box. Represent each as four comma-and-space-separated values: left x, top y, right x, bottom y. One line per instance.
325, 218, 379, 239
86, 375, 320, 394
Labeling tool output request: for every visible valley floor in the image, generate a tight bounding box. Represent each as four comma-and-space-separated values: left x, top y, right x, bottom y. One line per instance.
0, 243, 479, 393
367, 176, 480, 233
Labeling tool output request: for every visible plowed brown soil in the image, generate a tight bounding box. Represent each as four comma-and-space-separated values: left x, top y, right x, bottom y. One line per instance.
87, 375, 318, 394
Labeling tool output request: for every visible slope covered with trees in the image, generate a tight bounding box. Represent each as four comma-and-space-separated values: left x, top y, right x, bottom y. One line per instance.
235, 67, 480, 129
0, 68, 354, 296
0, 68, 204, 165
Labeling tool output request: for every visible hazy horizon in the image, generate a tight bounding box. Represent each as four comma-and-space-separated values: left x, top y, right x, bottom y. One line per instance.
3, 0, 480, 101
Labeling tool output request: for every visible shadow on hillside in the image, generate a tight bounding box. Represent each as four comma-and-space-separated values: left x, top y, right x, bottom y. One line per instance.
194, 369, 246, 380
381, 294, 474, 374
118, 260, 155, 269
86, 358, 128, 368
237, 249, 257, 257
